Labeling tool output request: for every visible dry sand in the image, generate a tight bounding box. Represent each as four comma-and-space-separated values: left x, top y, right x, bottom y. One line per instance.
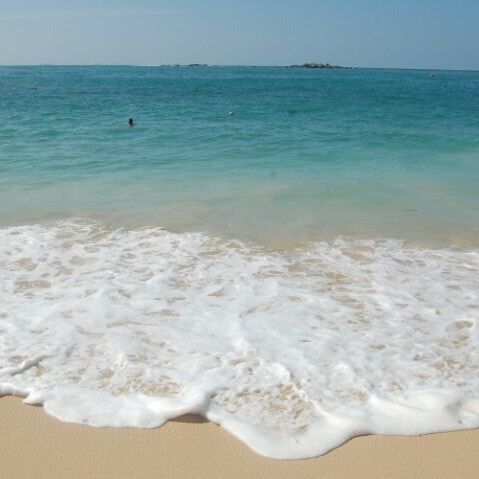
2, 395, 479, 478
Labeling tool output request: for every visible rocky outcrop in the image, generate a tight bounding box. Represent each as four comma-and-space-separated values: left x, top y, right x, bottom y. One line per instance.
287, 62, 344, 69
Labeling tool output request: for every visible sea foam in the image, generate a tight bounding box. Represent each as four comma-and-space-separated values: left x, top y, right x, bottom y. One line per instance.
1, 220, 478, 459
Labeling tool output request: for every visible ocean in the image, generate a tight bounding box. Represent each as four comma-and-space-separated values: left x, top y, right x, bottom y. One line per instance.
1, 65, 478, 458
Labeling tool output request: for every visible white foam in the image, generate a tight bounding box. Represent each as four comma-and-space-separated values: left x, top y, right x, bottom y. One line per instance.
1, 220, 478, 459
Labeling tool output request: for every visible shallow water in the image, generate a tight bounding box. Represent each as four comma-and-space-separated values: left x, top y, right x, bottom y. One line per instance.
1, 66, 478, 247
1, 66, 479, 458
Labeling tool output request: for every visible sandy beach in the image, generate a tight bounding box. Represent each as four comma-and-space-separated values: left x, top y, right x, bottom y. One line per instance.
1, 396, 478, 479
2, 1, 479, 476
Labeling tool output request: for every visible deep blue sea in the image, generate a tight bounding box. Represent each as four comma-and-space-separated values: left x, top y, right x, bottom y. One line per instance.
1, 65, 478, 246
1, 66, 479, 459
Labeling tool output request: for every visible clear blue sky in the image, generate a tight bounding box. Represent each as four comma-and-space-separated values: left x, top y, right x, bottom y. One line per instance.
1, 0, 478, 69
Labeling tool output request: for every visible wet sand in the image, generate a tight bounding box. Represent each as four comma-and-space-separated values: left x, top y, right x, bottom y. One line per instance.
2, 396, 479, 478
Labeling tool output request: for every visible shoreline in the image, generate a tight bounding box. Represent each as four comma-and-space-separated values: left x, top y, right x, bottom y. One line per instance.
2, 396, 479, 478
2, 220, 479, 460
2, 216, 479, 252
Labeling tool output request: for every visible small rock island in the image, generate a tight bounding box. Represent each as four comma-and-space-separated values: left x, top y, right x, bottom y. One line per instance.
287, 62, 344, 69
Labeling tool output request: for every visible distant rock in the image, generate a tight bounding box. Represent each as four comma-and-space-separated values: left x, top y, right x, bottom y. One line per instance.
286, 62, 345, 69
187, 64, 208, 67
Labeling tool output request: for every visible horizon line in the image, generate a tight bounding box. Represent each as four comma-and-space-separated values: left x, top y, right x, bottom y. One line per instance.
0, 63, 478, 72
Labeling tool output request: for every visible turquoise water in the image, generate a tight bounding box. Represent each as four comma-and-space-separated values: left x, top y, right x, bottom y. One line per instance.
1, 65, 478, 246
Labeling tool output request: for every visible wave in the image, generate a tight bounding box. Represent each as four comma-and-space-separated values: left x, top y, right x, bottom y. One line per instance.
1, 219, 478, 459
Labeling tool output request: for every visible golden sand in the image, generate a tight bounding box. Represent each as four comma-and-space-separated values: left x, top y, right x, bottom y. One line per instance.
2, 396, 479, 478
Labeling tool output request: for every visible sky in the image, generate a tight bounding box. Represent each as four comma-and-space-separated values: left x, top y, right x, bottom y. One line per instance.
1, 0, 478, 69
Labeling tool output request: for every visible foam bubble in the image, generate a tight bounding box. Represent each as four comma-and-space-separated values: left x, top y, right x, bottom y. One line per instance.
1, 220, 478, 458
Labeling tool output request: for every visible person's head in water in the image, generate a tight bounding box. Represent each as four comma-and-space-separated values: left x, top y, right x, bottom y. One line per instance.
128, 118, 134, 127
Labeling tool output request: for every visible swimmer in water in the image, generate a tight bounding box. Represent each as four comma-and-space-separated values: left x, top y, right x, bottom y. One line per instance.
128, 118, 134, 127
